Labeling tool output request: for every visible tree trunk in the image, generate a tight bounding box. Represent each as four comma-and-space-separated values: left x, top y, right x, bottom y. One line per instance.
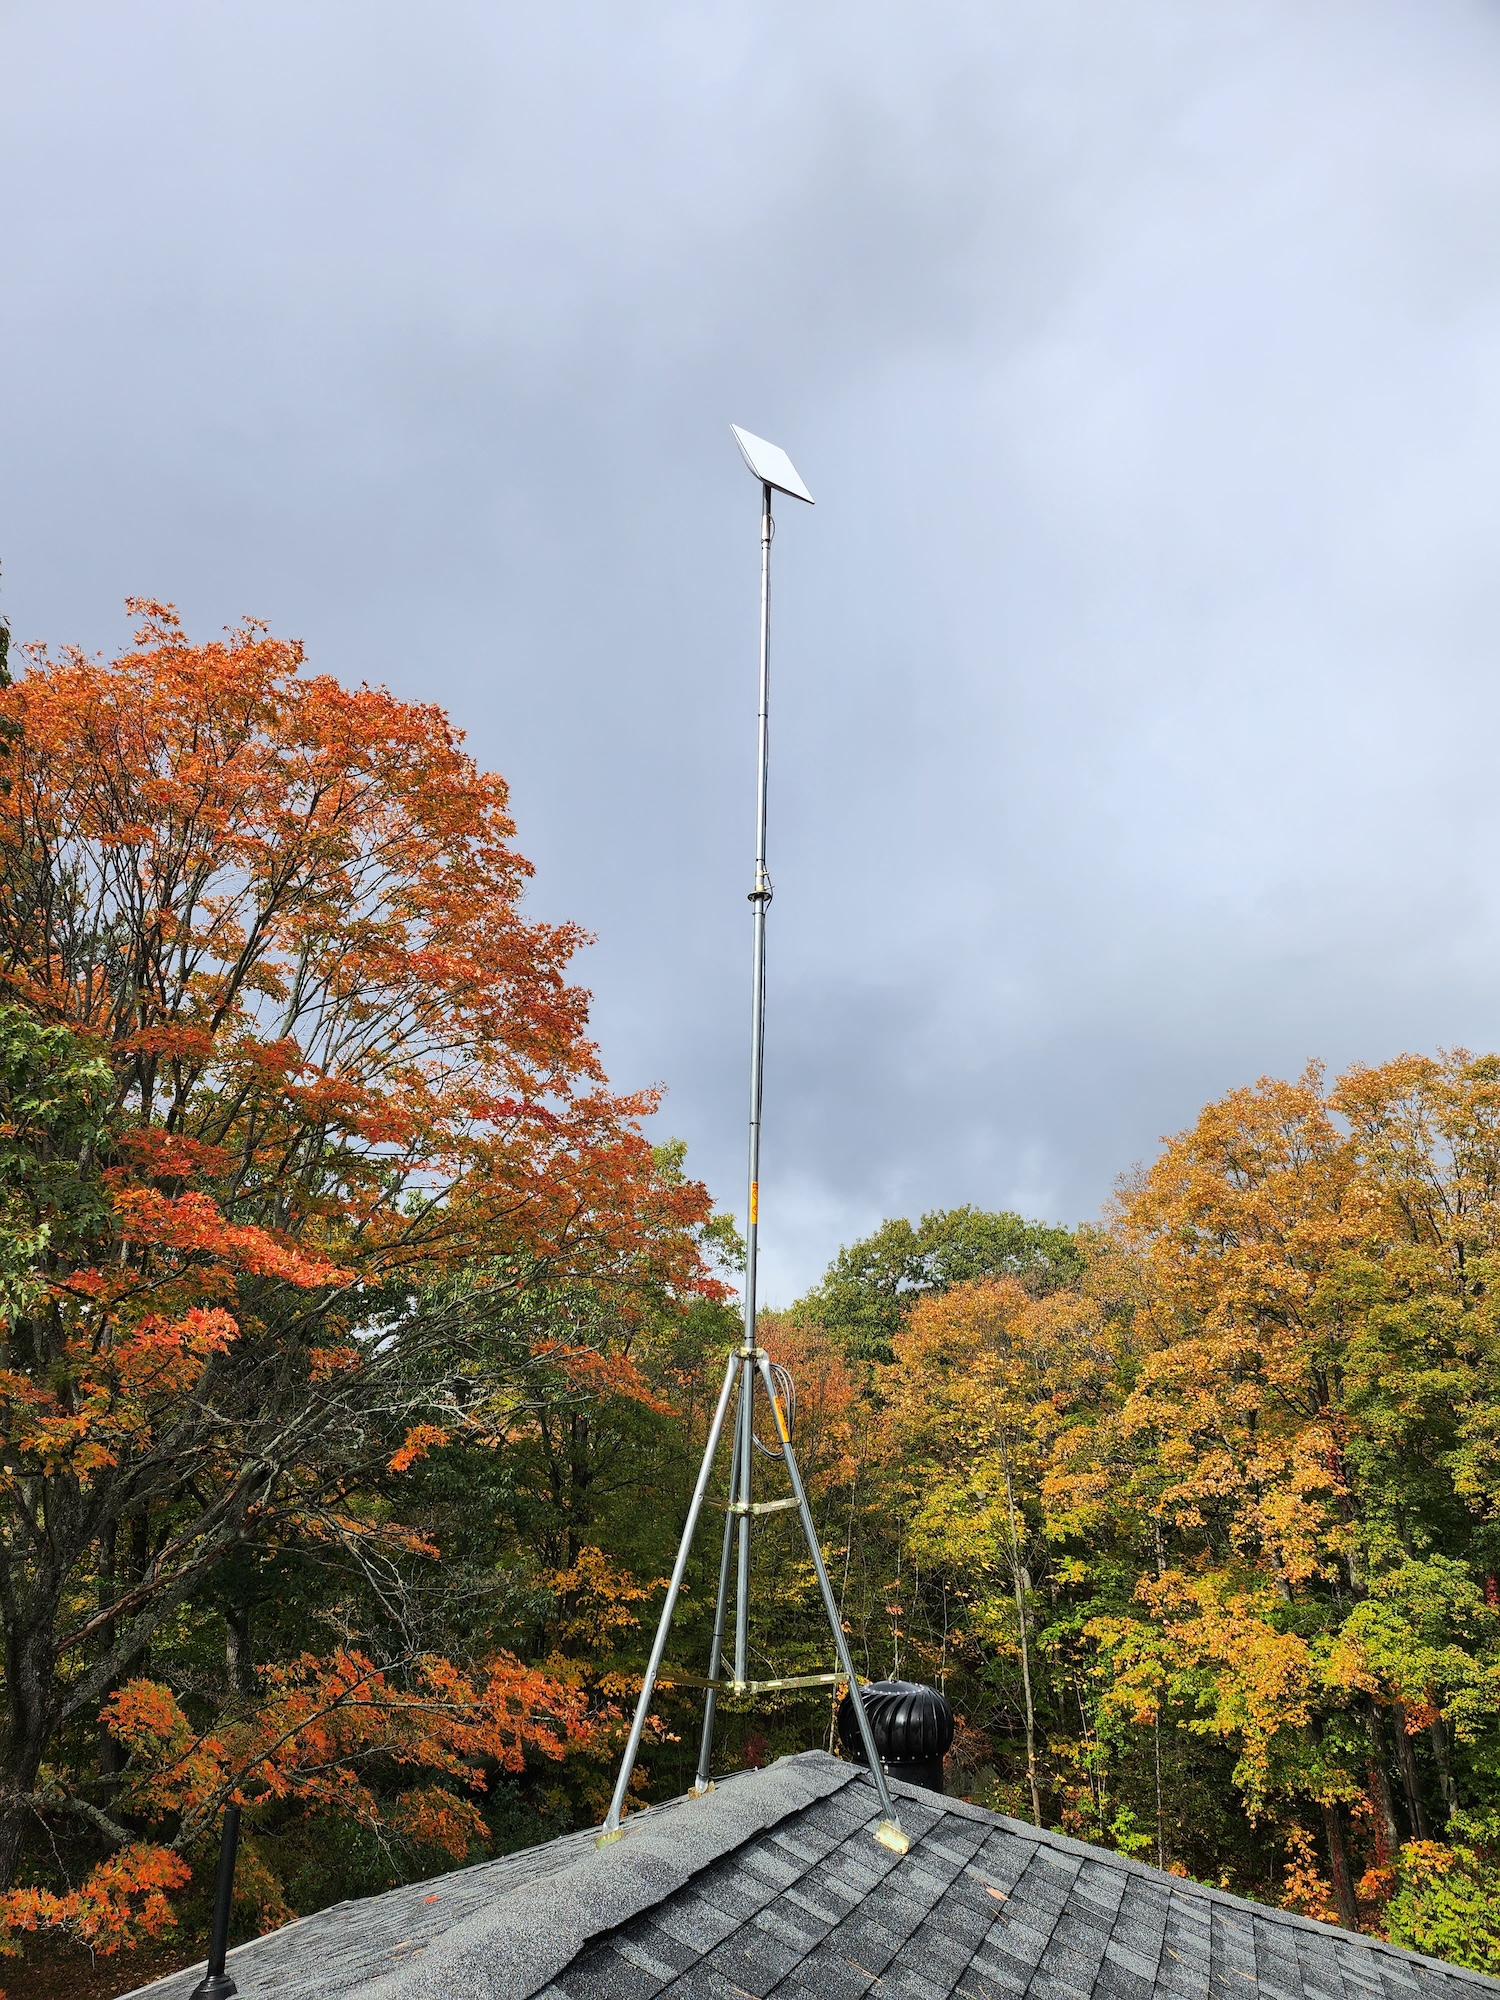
97, 1521, 125, 1804
1428, 1715, 1458, 1818
998, 1435, 1040, 1825
566, 1413, 593, 1567
1394, 1707, 1430, 1838
225, 1604, 253, 1695
1364, 1702, 1401, 1862
1322, 1801, 1361, 1931
0, 1796, 34, 1897
1151, 1510, 1167, 1866
0, 1614, 60, 1889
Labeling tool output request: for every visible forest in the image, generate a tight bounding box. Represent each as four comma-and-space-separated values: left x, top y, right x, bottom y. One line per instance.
0, 608, 1498, 1985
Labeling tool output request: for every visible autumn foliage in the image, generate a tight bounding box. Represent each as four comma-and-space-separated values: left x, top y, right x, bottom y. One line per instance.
1, 599, 708, 1294
0, 606, 722, 1959
796, 1058, 1500, 1963
6, 600, 1500, 1982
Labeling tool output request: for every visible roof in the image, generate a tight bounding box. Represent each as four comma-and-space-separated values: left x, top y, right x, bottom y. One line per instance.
122, 1750, 1500, 2000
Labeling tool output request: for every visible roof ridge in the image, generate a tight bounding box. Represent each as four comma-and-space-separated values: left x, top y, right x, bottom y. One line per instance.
344, 1750, 860, 2000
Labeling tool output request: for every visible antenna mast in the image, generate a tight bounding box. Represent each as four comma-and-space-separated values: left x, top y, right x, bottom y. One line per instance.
598, 430, 907, 1854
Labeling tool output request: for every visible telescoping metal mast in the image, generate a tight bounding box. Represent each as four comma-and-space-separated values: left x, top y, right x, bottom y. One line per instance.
598, 429, 907, 1855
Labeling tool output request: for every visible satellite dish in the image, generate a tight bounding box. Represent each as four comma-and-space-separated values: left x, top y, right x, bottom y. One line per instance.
730, 425, 814, 504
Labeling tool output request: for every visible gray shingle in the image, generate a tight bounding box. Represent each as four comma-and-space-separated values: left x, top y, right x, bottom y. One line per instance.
651, 1891, 743, 1957
115, 1753, 1500, 2000
551, 1939, 663, 2000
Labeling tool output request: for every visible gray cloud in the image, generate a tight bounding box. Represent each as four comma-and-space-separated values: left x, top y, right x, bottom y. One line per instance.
6, 0, 1500, 1298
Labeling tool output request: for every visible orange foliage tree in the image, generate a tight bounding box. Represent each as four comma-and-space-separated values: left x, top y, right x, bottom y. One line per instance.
1059, 1055, 1500, 1926
832, 1058, 1500, 1948
0, 605, 719, 1934
878, 1279, 1113, 1826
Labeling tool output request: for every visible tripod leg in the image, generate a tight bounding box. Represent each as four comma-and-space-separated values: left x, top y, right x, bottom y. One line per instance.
694, 1478, 738, 1791
755, 1353, 908, 1853
600, 1349, 739, 1837
733, 1351, 753, 1684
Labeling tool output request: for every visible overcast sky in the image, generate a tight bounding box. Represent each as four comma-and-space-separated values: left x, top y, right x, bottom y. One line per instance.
7, 0, 1500, 1299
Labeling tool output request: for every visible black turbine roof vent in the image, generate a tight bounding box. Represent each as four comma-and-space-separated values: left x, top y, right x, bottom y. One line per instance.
836, 1679, 954, 1795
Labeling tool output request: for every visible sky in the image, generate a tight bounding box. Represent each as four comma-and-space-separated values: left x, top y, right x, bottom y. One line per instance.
6, 0, 1500, 1300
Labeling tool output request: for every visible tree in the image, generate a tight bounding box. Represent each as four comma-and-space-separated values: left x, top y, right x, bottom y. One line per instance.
837, 1055, 1500, 1952
0, 605, 719, 1938
800, 1206, 1082, 1366
876, 1278, 1115, 1826
1070, 1054, 1500, 1930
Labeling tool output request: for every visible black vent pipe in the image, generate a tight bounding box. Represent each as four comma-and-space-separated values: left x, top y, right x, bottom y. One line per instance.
190, 1803, 240, 2000
836, 1679, 954, 1794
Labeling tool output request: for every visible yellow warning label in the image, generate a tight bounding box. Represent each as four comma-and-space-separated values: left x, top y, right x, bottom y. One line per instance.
749, 1181, 759, 1225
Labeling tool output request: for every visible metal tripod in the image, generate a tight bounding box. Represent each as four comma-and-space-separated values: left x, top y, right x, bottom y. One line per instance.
599, 441, 907, 1854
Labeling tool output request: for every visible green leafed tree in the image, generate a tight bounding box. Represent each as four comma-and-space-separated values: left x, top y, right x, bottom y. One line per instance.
798, 1205, 1083, 1365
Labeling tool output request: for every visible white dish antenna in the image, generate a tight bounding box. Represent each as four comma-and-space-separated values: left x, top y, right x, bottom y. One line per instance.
730, 424, 814, 504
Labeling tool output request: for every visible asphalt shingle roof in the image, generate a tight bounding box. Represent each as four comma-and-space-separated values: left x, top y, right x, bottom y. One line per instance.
122, 1751, 1500, 2000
